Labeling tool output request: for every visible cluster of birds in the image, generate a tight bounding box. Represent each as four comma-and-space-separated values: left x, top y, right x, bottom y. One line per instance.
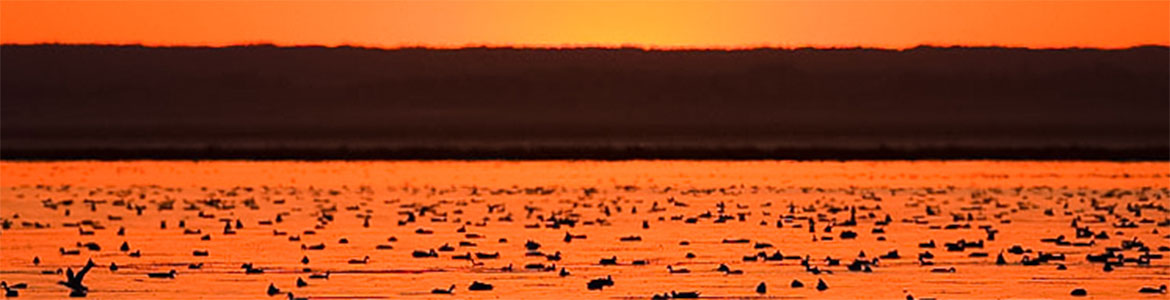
0, 183, 1167, 299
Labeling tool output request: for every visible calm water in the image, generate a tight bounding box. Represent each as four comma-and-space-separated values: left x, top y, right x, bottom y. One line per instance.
0, 161, 1167, 299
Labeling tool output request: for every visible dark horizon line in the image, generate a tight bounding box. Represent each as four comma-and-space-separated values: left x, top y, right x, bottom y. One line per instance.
4, 43, 1168, 52
2, 146, 1166, 162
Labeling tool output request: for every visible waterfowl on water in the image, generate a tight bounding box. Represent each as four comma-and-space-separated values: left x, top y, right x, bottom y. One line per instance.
296, 277, 308, 287
1070, 288, 1087, 296
267, 283, 282, 296
586, 276, 614, 290
147, 270, 177, 279
431, 284, 455, 294
347, 256, 369, 264
756, 282, 767, 294
57, 259, 95, 297
1139, 285, 1167, 294
238, 263, 263, 274
816, 279, 829, 291
670, 291, 700, 298
1, 281, 22, 297
413, 249, 438, 258
545, 251, 562, 261
667, 265, 690, 273
468, 281, 493, 291
791, 279, 804, 288
286, 292, 308, 300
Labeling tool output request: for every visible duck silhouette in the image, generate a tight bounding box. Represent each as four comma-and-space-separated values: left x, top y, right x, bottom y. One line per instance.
412, 249, 438, 258
816, 279, 829, 291
242, 263, 264, 274
431, 284, 455, 294
57, 259, 95, 297
147, 270, 177, 279
296, 277, 308, 287
586, 276, 614, 290
308, 271, 330, 279
468, 281, 492, 291
756, 282, 767, 294
347, 256, 369, 264
1139, 285, 1167, 294
1, 282, 20, 297
267, 283, 282, 296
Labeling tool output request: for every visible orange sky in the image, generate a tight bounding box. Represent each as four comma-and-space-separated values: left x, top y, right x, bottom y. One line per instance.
2, 1, 1167, 49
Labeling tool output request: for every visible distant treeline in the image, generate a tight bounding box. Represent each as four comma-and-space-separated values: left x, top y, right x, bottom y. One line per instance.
2, 45, 1167, 160
3, 145, 1167, 161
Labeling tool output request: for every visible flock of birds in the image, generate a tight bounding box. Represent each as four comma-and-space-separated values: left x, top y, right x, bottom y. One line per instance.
0, 183, 1168, 299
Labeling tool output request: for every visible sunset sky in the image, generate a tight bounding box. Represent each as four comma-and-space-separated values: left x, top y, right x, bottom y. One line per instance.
2, 0, 1167, 49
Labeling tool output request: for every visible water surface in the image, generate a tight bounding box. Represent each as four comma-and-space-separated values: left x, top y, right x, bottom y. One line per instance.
1, 161, 1167, 299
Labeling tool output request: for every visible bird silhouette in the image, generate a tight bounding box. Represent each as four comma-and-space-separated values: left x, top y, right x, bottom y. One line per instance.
57, 259, 95, 297
432, 284, 455, 294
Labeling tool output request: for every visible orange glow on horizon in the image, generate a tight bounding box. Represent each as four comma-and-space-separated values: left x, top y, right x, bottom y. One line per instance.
1, 1, 1168, 49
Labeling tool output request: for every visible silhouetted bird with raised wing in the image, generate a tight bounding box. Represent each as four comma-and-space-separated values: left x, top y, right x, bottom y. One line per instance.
57, 259, 95, 297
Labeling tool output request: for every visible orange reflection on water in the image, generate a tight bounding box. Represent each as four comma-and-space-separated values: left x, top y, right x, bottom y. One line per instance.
1, 160, 1167, 189
0, 161, 1167, 299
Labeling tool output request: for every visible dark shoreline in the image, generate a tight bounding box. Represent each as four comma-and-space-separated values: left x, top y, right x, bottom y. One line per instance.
3, 146, 1166, 161
5, 45, 1167, 161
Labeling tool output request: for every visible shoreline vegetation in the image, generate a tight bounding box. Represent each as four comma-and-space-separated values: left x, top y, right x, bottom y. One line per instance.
2, 145, 1166, 161
3, 44, 1166, 161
